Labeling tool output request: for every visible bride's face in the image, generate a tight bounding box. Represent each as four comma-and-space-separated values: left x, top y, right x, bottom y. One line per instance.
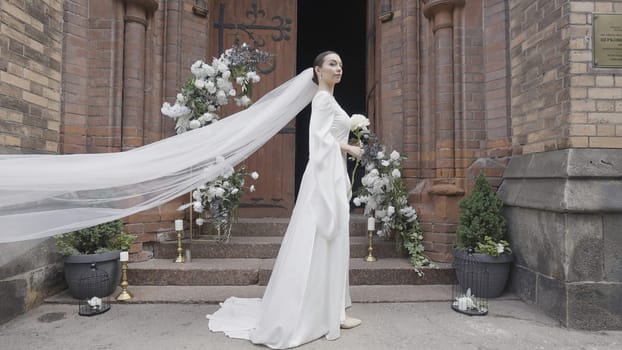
316, 54, 343, 85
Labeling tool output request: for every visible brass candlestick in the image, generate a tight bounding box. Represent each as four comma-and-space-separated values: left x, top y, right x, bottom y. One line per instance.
174, 229, 185, 263
365, 229, 377, 262
116, 260, 133, 301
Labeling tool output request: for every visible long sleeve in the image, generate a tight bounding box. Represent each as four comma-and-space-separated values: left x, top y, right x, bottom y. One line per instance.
307, 92, 349, 241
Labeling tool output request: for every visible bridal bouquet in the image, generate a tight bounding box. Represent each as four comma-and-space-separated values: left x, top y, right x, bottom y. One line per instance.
161, 41, 271, 134
164, 42, 270, 235
350, 115, 431, 275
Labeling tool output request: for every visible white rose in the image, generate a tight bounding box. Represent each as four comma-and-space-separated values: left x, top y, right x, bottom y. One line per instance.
231, 188, 239, 195
214, 187, 226, 197
246, 71, 260, 83
176, 93, 185, 104
250, 185, 256, 192
205, 65, 216, 77
195, 218, 204, 226
222, 70, 231, 80
251, 171, 259, 180
376, 151, 385, 159
189, 119, 201, 129
353, 197, 361, 206
392, 169, 401, 178
191, 60, 207, 78
195, 79, 207, 89
390, 150, 400, 161
387, 206, 395, 217
381, 160, 390, 167
235, 95, 252, 107
193, 202, 204, 212
229, 89, 237, 96
349, 114, 370, 132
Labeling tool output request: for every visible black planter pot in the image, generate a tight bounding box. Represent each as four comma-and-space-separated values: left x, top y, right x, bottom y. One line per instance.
452, 248, 513, 298
63, 251, 121, 299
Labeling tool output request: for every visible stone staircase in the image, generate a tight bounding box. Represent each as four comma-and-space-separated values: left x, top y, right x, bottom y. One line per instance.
127, 215, 456, 291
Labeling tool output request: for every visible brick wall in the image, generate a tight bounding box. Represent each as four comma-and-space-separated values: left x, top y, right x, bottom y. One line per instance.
0, 0, 63, 154
509, 0, 622, 154
565, 1, 622, 149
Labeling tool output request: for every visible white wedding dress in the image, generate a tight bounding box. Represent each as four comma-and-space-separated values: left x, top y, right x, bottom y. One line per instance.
207, 90, 353, 349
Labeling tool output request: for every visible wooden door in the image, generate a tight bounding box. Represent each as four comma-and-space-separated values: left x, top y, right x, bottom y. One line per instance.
209, 0, 297, 217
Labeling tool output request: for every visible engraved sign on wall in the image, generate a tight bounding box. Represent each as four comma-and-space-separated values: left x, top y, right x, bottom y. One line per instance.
593, 13, 622, 68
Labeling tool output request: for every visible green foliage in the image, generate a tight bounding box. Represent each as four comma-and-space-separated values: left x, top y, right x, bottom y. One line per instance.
55, 220, 135, 256
456, 174, 508, 254
475, 236, 511, 256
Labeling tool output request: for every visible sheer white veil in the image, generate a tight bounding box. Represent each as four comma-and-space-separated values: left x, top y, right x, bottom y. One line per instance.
0, 68, 317, 242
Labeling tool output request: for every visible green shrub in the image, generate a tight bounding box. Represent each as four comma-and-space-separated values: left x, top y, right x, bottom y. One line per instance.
55, 220, 135, 255
456, 174, 510, 256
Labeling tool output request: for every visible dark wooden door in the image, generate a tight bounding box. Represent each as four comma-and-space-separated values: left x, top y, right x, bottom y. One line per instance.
209, 0, 297, 217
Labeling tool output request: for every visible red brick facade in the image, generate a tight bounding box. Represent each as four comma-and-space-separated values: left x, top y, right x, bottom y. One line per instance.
2, 0, 621, 263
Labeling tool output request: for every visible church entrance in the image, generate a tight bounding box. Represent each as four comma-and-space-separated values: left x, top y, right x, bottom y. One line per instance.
209, 0, 366, 218
295, 0, 367, 197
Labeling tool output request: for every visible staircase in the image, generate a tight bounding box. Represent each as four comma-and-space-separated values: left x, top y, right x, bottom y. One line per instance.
121, 215, 456, 302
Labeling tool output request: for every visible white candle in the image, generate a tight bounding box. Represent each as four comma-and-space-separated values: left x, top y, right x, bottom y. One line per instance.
120, 251, 129, 262
367, 217, 375, 231
175, 219, 183, 231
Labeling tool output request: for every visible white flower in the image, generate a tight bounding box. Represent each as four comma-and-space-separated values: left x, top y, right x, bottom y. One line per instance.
199, 112, 214, 123
214, 187, 225, 197
192, 190, 201, 200
497, 243, 505, 254
370, 169, 379, 177
390, 150, 400, 161
236, 76, 246, 85
207, 104, 217, 112
392, 169, 401, 178
193, 202, 204, 212
229, 89, 237, 96
194, 79, 206, 89
189, 119, 201, 129
191, 60, 208, 78
349, 114, 370, 132
381, 160, 390, 167
235, 95, 252, 107
176, 93, 186, 104
161, 102, 191, 118
353, 197, 361, 206
231, 188, 239, 195
376, 151, 385, 159
250, 171, 259, 180
205, 64, 216, 77
222, 181, 231, 188
206, 80, 216, 93
222, 70, 231, 80
196, 218, 204, 226
387, 206, 395, 217
250, 185, 256, 192
246, 71, 260, 83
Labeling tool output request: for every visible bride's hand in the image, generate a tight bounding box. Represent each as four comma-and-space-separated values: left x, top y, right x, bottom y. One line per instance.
348, 145, 363, 160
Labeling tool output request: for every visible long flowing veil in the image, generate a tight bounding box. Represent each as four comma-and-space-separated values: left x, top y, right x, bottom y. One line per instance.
0, 68, 316, 242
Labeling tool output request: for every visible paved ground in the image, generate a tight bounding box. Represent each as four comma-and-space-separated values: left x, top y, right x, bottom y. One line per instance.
2, 300, 621, 350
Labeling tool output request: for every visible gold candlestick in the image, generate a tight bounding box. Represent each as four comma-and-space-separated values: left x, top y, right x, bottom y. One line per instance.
174, 229, 185, 263
365, 229, 377, 262
116, 260, 133, 301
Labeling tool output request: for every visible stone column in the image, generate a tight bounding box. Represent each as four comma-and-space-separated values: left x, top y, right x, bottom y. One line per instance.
122, 0, 158, 150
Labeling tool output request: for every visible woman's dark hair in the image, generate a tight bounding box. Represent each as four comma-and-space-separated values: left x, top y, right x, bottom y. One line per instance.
312, 50, 338, 84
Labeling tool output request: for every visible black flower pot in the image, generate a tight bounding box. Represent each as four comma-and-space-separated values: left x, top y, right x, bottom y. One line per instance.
63, 251, 121, 299
452, 248, 513, 298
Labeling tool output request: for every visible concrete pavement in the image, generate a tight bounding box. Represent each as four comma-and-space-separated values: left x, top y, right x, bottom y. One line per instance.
2, 300, 621, 350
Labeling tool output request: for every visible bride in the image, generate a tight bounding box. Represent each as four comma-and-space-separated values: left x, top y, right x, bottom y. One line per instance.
207, 51, 363, 349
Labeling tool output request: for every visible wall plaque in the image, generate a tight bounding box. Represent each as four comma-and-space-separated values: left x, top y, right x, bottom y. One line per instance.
593, 13, 622, 68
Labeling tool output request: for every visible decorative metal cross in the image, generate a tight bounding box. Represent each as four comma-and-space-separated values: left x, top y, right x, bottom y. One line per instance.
213, 0, 292, 73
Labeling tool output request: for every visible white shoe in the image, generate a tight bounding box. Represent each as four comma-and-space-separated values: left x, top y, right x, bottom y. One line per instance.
340, 316, 362, 329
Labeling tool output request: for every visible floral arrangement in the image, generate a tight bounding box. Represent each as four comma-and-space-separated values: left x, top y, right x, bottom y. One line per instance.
161, 41, 271, 134
191, 161, 259, 235
163, 42, 269, 231
350, 115, 432, 275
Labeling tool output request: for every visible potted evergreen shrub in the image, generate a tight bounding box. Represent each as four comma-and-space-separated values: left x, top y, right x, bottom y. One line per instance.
55, 220, 135, 299
453, 174, 513, 298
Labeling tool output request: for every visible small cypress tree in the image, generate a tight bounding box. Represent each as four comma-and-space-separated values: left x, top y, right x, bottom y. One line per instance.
456, 174, 507, 253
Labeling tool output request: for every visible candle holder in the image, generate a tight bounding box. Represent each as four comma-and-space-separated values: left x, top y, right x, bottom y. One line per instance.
365, 229, 377, 262
116, 258, 132, 301
174, 229, 185, 263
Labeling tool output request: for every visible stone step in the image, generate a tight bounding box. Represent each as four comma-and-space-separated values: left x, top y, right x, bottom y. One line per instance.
224, 214, 369, 236
46, 284, 470, 304
127, 258, 455, 286
153, 236, 401, 259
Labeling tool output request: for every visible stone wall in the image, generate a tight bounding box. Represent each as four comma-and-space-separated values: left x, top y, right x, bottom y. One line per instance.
0, 0, 66, 324
504, 0, 622, 330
